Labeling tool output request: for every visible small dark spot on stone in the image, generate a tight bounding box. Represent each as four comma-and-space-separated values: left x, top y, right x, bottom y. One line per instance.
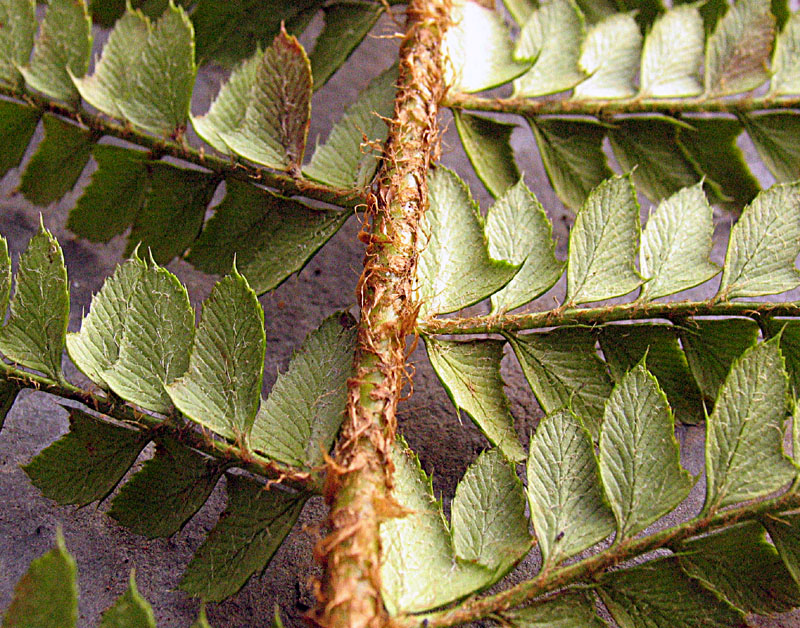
313, 269, 321, 276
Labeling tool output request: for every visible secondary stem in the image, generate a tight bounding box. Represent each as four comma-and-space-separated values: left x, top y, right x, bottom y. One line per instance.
311, 2, 450, 627
0, 87, 363, 210
418, 300, 800, 335
0, 362, 315, 491
445, 91, 800, 117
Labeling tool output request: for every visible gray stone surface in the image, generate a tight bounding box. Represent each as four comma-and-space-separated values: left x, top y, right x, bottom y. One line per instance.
1, 7, 800, 628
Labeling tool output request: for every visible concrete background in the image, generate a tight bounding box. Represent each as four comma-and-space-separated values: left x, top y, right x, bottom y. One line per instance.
0, 5, 799, 627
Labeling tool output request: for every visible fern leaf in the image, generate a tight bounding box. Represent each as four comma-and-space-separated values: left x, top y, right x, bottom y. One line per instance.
527, 410, 614, 566
443, 0, 529, 93
0, 222, 69, 382
565, 174, 642, 305
20, 0, 91, 105
23, 408, 149, 507
250, 313, 356, 469
219, 27, 312, 170
416, 167, 517, 316
179, 476, 308, 602
185, 178, 349, 295
425, 336, 525, 462
167, 268, 266, 442
485, 179, 563, 313
598, 362, 693, 539
704, 337, 795, 512
513, 0, 586, 97
1, 532, 78, 628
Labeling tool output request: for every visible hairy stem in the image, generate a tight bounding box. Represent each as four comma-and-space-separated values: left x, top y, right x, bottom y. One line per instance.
311, 2, 450, 626
390, 489, 800, 627
0, 87, 363, 210
418, 300, 800, 335
0, 362, 316, 492
445, 91, 800, 117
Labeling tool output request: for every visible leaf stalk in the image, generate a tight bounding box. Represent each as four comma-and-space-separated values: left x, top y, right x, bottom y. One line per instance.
418, 300, 800, 335
311, 2, 451, 626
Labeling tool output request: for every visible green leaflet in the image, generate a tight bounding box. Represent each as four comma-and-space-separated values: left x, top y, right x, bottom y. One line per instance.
190, 0, 321, 67
678, 319, 759, 402
527, 410, 614, 567
424, 336, 525, 462
71, 9, 149, 121
676, 117, 759, 210
704, 0, 775, 96
565, 174, 642, 305
599, 324, 704, 425
507, 328, 613, 438
640, 184, 719, 301
451, 449, 532, 573
24, 408, 148, 506
773, 0, 790, 29
70, 147, 219, 261
742, 112, 800, 183
18, 115, 94, 206
768, 319, 800, 395
0, 379, 21, 434
101, 261, 194, 413
125, 162, 219, 265
503, 0, 536, 25
0, 0, 35, 89
109, 439, 226, 538
573, 12, 640, 99
379, 441, 493, 615
0, 234, 11, 317
68, 145, 149, 243
486, 180, 563, 313
220, 28, 312, 170
608, 119, 701, 202
185, 178, 349, 295
599, 363, 693, 539
416, 167, 517, 317
764, 512, 800, 589
529, 117, 612, 212
98, 572, 156, 628
679, 521, 800, 615
598, 557, 746, 628
20, 0, 91, 105
442, 0, 529, 93
704, 337, 796, 512
638, 6, 704, 97
309, 2, 383, 90
513, 0, 586, 97
179, 476, 308, 602
191, 606, 214, 628
1, 532, 77, 628
250, 313, 356, 469
771, 13, 800, 95
304, 66, 396, 189
0, 223, 68, 382
0, 101, 40, 180
191, 49, 261, 155
110, 3, 195, 136
67, 256, 146, 389
718, 183, 800, 299
167, 270, 265, 442
502, 591, 607, 627
454, 111, 520, 199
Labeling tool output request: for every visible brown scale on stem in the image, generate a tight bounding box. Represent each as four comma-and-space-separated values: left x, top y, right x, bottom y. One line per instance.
309, 2, 451, 627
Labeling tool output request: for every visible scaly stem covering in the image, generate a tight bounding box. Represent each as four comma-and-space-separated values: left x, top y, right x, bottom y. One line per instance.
311, 2, 450, 627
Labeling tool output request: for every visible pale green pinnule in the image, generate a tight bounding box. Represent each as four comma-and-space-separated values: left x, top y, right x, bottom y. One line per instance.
0, 0, 35, 89
574, 12, 640, 99
98, 571, 156, 628
771, 12, 800, 95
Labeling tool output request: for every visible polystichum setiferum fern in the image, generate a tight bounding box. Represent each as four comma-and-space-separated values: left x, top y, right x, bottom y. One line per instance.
4, 0, 800, 627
